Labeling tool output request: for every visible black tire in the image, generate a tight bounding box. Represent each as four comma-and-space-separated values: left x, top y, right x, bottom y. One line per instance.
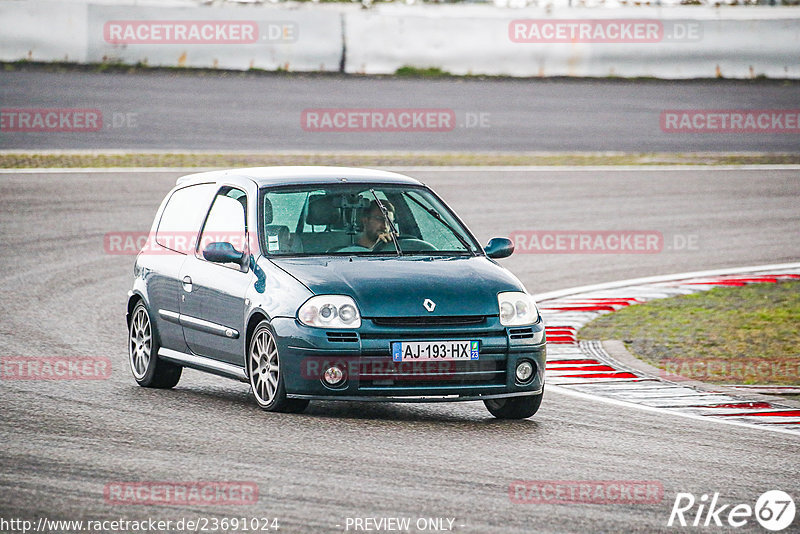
248, 321, 309, 413
128, 301, 182, 388
484, 390, 543, 419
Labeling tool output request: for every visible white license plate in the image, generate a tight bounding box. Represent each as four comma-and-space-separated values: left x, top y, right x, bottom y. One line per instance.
391, 340, 479, 362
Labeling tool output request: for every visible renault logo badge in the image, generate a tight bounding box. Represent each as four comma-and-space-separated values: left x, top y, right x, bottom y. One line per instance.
423, 298, 436, 312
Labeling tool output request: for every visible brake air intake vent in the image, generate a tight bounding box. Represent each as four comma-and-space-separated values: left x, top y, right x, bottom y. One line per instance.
327, 332, 359, 343
508, 327, 535, 340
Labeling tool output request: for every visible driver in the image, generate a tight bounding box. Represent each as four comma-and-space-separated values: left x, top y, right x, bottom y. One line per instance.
357, 200, 396, 249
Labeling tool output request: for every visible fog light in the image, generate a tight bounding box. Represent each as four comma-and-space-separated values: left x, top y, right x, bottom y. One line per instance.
323, 365, 346, 386
515, 361, 534, 383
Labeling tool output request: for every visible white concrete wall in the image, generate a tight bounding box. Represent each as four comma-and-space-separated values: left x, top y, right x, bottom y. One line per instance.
85, 4, 343, 71
345, 6, 800, 78
0, 0, 88, 63
1, 1, 798, 78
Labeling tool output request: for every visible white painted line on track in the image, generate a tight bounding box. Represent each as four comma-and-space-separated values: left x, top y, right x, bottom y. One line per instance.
548, 385, 800, 438
0, 168, 222, 174
534, 262, 800, 302
386, 165, 800, 172
2, 165, 800, 174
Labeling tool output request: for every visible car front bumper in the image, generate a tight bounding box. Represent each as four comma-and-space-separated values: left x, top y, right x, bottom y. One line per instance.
270, 316, 546, 402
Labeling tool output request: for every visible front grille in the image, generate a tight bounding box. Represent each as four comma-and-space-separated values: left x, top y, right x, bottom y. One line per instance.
360, 330, 504, 343
371, 315, 487, 327
356, 357, 506, 389
508, 327, 535, 340
327, 332, 359, 343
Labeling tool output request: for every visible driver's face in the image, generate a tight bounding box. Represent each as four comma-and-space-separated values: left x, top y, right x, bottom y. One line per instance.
362, 208, 394, 240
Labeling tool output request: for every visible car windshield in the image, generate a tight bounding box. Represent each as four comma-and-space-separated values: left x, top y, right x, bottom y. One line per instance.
260, 184, 480, 256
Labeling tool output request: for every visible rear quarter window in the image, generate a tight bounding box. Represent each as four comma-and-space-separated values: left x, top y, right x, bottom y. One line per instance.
156, 183, 217, 253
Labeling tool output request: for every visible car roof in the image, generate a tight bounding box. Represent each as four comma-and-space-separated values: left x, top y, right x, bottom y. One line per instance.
175, 166, 423, 188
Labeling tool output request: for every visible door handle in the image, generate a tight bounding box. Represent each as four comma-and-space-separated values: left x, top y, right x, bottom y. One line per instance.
182, 275, 193, 293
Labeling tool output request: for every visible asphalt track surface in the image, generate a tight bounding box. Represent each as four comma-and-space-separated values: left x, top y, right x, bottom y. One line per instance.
1, 70, 800, 152
1, 168, 799, 533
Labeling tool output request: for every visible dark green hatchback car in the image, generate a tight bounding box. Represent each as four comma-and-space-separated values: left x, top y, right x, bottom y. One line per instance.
127, 167, 546, 418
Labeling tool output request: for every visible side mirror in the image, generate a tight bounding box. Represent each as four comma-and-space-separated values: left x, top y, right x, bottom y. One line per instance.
203, 242, 245, 265
484, 237, 514, 259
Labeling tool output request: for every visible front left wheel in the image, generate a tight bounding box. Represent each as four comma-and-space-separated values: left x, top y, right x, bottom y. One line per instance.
128, 301, 182, 388
248, 321, 309, 413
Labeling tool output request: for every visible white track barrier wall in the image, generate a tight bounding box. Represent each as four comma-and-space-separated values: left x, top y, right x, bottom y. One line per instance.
0, 1, 344, 72
0, 1, 88, 63
345, 7, 800, 78
1, 1, 798, 78
85, 5, 343, 72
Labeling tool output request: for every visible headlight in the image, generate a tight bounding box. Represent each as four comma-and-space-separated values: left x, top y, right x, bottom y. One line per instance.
498, 292, 539, 326
298, 295, 362, 329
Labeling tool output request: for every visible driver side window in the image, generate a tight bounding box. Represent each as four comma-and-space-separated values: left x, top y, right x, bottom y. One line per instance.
197, 187, 248, 268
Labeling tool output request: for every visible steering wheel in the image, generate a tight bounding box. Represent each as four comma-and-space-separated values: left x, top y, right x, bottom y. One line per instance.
373, 237, 438, 252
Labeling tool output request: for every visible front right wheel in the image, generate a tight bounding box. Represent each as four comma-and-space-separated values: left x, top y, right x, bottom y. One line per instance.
484, 390, 543, 419
248, 321, 309, 413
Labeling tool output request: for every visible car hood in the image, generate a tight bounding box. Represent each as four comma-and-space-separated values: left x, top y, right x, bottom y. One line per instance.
270, 255, 525, 317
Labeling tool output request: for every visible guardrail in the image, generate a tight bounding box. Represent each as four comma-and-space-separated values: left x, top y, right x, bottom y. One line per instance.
2, 1, 798, 78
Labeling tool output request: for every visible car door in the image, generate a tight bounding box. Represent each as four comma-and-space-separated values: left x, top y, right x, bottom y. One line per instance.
179, 186, 254, 366
145, 182, 217, 353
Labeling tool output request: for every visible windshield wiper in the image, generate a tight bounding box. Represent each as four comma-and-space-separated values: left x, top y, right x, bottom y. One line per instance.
369, 189, 402, 256
403, 192, 476, 256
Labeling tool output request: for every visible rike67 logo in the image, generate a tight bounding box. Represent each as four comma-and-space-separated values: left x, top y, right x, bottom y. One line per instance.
668, 490, 795, 531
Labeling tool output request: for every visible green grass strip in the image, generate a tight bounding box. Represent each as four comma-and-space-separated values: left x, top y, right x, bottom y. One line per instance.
1, 152, 799, 169
579, 280, 800, 386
